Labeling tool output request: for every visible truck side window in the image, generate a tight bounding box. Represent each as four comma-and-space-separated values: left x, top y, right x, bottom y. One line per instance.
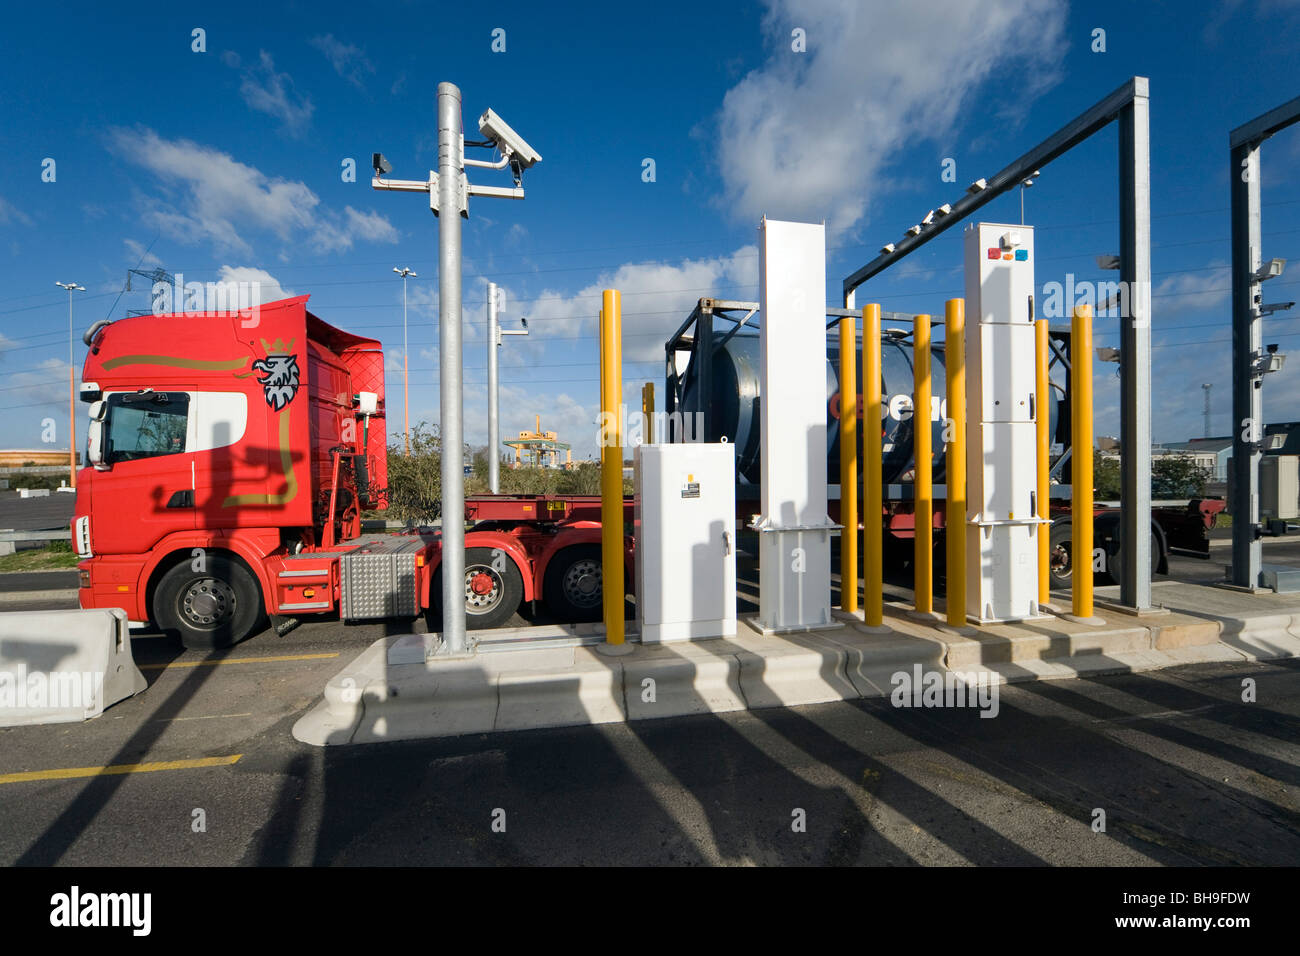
105, 392, 190, 464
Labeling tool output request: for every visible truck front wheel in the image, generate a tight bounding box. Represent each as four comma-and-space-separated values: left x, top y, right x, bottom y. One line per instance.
154, 555, 264, 650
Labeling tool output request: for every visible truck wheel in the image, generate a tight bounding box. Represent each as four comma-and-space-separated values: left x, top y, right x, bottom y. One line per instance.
432, 547, 524, 631
154, 555, 263, 650
543, 545, 607, 623
1048, 521, 1073, 591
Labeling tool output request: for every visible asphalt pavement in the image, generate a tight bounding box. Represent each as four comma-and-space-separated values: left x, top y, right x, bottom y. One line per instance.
0, 489, 74, 533
0, 635, 1295, 865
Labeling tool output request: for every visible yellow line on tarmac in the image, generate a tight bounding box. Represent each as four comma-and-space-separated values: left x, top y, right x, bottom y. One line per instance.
0, 755, 242, 786
140, 652, 339, 671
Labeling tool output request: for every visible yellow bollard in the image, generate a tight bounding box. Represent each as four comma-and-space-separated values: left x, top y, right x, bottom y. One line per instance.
944, 300, 966, 628
1035, 318, 1052, 606
1071, 304, 1094, 619
913, 313, 932, 615
642, 381, 655, 444
600, 291, 625, 646
862, 305, 884, 629
839, 315, 858, 613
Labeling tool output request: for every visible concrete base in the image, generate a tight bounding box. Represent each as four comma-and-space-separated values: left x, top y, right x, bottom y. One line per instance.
1061, 614, 1108, 627
293, 580, 1292, 747
595, 641, 636, 657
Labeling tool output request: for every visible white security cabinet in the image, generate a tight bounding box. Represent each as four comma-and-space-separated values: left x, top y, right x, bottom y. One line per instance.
973, 324, 1037, 422
963, 222, 1043, 623
971, 422, 1040, 522
965, 523, 1040, 623
635, 443, 736, 643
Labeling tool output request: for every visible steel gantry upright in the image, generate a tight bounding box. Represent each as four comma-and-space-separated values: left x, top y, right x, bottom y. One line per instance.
1229, 95, 1300, 590
842, 76, 1155, 611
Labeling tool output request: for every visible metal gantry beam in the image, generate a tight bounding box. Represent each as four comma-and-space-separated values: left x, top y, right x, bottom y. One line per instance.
843, 77, 1149, 296
1230, 95, 1300, 589
842, 76, 1154, 611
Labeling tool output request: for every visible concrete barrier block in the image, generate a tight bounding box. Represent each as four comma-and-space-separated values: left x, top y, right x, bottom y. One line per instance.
1150, 616, 1221, 650
624, 648, 746, 721
0, 608, 146, 726
734, 637, 857, 709
496, 654, 624, 732
1218, 614, 1300, 660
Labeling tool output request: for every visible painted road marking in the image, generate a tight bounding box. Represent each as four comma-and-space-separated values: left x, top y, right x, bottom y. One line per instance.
139, 652, 339, 671
0, 755, 242, 786
152, 713, 255, 723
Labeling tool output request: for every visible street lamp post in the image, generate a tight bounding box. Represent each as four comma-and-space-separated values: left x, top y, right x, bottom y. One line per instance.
486, 281, 528, 494
55, 281, 85, 489
393, 267, 417, 455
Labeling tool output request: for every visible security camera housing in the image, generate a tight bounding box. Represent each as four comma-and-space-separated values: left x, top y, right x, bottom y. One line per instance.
373, 152, 392, 177
478, 109, 542, 169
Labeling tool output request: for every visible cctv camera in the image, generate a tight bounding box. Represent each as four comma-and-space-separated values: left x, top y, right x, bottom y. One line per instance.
372, 152, 392, 177
478, 109, 542, 170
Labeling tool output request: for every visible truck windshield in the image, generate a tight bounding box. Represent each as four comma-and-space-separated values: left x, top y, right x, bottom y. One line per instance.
104, 392, 190, 464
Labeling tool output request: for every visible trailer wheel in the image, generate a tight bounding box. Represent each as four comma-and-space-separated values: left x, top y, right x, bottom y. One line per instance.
432, 547, 524, 630
543, 545, 607, 623
154, 555, 263, 650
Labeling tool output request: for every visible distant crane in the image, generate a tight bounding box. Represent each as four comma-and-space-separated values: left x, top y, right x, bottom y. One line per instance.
1202, 383, 1213, 438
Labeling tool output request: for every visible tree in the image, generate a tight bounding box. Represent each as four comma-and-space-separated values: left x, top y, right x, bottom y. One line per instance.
1094, 456, 1122, 499
383, 422, 442, 524
1152, 454, 1211, 498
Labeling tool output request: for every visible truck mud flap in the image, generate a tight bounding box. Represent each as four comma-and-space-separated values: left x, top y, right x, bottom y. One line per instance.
0, 608, 147, 727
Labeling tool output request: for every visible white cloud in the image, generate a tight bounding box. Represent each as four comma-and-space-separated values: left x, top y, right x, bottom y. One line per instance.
714, 0, 1067, 236
215, 266, 294, 306
343, 207, 400, 244
309, 34, 374, 88
504, 246, 760, 365
225, 50, 314, 135
1152, 264, 1231, 315
124, 238, 162, 269
0, 196, 32, 226
108, 127, 399, 256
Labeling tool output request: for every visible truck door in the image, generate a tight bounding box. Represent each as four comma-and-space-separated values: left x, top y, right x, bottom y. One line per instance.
98, 389, 196, 552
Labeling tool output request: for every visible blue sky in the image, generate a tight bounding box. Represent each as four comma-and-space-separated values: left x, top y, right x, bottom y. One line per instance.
3, 0, 1300, 459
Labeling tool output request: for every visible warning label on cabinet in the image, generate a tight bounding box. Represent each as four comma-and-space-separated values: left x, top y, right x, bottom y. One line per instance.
681, 482, 700, 499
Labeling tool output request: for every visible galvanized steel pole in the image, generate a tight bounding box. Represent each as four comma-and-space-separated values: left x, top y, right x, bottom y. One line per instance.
438, 81, 466, 654
1118, 79, 1152, 610
487, 281, 500, 494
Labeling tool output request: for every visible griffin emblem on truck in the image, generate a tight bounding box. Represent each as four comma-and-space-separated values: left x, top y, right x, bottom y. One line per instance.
252, 343, 300, 411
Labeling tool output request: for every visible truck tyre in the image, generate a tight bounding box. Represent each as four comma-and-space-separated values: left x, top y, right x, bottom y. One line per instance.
1048, 520, 1073, 591
543, 544, 607, 623
432, 547, 524, 631
154, 555, 264, 650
